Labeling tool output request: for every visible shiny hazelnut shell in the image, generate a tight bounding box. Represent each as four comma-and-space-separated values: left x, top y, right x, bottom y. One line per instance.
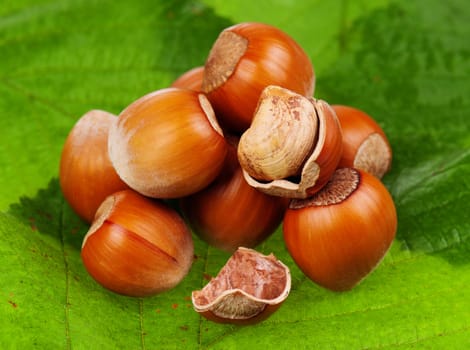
202, 22, 315, 132
333, 105, 392, 178
81, 189, 194, 297
108, 88, 227, 198
170, 66, 204, 91
59, 110, 129, 223
283, 168, 397, 291
180, 137, 289, 252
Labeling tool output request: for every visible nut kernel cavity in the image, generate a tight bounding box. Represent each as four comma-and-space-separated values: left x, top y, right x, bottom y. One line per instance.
192, 247, 290, 322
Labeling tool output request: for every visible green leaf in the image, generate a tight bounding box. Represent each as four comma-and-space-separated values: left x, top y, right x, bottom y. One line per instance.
1, 0, 469, 349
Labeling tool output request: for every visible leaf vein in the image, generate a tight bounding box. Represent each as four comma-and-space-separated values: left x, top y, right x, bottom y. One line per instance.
59, 197, 71, 350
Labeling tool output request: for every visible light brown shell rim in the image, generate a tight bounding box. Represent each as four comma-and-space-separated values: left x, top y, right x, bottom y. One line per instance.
81, 194, 116, 248
354, 132, 392, 179
202, 30, 248, 93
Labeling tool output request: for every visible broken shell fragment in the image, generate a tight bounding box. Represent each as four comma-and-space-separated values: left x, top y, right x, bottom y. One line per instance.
191, 247, 291, 325
238, 85, 318, 181
239, 86, 343, 199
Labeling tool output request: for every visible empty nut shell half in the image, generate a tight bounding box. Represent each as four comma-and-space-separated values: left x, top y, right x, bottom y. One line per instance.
192, 247, 291, 325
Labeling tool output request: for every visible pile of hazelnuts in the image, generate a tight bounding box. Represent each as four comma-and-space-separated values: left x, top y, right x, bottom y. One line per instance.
60, 22, 397, 324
